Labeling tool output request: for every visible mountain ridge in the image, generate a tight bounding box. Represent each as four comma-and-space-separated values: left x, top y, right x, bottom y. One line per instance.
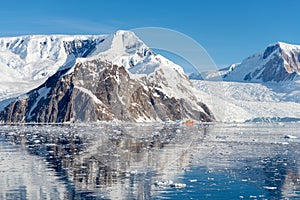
190, 41, 300, 82
189, 42, 300, 122
0, 30, 214, 123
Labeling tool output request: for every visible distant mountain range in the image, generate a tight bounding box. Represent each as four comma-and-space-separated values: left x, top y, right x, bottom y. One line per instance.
190, 42, 300, 122
0, 31, 214, 123
2, 31, 300, 123
190, 42, 300, 82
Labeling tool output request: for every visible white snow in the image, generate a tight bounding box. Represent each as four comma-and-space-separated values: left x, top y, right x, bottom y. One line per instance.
277, 42, 300, 57
0, 31, 204, 123
202, 42, 300, 83
7, 30, 297, 124
0, 80, 44, 109
28, 86, 51, 118
80, 30, 186, 78
284, 135, 297, 139
224, 52, 265, 82
0, 34, 105, 102
192, 80, 300, 122
190, 41, 300, 122
74, 85, 103, 105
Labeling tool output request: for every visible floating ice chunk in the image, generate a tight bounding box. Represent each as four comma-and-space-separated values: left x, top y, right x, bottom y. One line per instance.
271, 141, 289, 145
249, 195, 257, 199
263, 186, 277, 190
154, 180, 174, 187
280, 142, 289, 145
34, 140, 41, 144
169, 183, 186, 188
8, 132, 15, 136
130, 170, 138, 174
284, 135, 297, 139
154, 180, 186, 188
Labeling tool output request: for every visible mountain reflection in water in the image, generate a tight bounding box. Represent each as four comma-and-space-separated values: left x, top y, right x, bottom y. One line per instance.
0, 123, 203, 199
0, 123, 300, 199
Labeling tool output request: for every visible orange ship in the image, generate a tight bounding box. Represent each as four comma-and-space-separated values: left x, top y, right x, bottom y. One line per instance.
183, 119, 195, 126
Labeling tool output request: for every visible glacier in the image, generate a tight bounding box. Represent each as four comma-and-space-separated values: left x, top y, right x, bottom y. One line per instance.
191, 42, 300, 122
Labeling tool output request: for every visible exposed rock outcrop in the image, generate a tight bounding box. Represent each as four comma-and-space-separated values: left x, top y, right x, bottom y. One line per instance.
0, 60, 214, 123
189, 42, 300, 82
0, 31, 214, 123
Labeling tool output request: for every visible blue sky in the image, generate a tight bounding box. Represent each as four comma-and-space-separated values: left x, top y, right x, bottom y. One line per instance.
1, 0, 300, 71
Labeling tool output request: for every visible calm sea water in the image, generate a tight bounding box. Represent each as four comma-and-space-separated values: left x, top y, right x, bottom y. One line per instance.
0, 123, 299, 200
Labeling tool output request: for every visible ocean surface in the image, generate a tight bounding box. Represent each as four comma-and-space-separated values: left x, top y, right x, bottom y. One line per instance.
0, 122, 299, 200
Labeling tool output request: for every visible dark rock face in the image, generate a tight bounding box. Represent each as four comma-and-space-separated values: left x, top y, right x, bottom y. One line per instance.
262, 43, 300, 74
259, 44, 300, 82
244, 47, 299, 82
281, 50, 300, 74
1, 98, 28, 123
63, 39, 100, 57
0, 60, 214, 123
259, 55, 298, 82
263, 44, 281, 59
222, 43, 300, 83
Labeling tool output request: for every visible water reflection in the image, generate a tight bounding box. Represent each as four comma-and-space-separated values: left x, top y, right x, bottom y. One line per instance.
189, 123, 300, 199
0, 136, 68, 200
262, 156, 299, 198
0, 123, 203, 199
0, 123, 300, 199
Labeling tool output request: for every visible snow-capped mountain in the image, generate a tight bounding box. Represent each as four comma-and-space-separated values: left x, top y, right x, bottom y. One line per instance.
0, 31, 214, 123
0, 34, 105, 102
189, 42, 300, 122
0, 34, 105, 81
190, 42, 300, 82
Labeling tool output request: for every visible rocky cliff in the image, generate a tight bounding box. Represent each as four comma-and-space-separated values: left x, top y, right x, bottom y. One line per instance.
0, 31, 214, 123
189, 42, 300, 82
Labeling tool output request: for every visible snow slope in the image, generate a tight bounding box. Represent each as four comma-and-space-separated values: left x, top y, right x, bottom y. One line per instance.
189, 42, 300, 122
0, 31, 213, 123
0, 31, 186, 100
226, 42, 300, 82
190, 42, 300, 83
0, 34, 106, 102
0, 35, 106, 80
192, 80, 300, 122
70, 31, 207, 121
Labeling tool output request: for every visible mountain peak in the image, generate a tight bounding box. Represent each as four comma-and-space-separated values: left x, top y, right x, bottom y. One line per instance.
262, 42, 281, 59
263, 42, 300, 59
0, 30, 214, 123
110, 30, 145, 52
190, 41, 300, 82
236, 42, 300, 82
113, 30, 136, 37
267, 41, 300, 48
277, 41, 300, 48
